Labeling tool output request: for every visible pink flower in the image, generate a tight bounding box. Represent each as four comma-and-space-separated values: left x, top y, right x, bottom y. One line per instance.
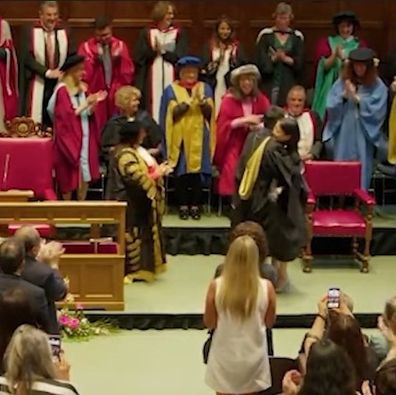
68, 318, 80, 329
76, 304, 84, 311
59, 314, 71, 326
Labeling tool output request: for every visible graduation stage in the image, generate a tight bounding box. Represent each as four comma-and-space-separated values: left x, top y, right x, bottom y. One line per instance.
78, 207, 396, 330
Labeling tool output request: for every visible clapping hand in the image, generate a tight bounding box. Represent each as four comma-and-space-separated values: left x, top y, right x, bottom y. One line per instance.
87, 90, 108, 106
243, 114, 263, 126
335, 44, 344, 59
47, 69, 63, 80
344, 79, 357, 98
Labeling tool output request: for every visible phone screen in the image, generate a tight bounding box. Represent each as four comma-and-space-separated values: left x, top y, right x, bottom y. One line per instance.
48, 335, 61, 359
327, 288, 341, 309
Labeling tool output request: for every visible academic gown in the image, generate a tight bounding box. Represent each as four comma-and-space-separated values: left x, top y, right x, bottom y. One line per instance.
0, 18, 18, 129
101, 111, 162, 165
19, 22, 72, 127
159, 81, 215, 179
322, 77, 387, 190
134, 25, 188, 123
201, 41, 246, 116
48, 84, 100, 194
236, 137, 307, 261
255, 29, 304, 106
78, 36, 135, 131
215, 92, 270, 196
312, 35, 366, 120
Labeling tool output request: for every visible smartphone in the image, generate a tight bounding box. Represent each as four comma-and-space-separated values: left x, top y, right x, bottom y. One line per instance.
327, 287, 341, 309
48, 335, 61, 359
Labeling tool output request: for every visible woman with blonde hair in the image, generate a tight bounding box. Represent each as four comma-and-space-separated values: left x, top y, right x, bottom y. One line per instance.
101, 85, 162, 170
0, 325, 79, 394
204, 235, 276, 395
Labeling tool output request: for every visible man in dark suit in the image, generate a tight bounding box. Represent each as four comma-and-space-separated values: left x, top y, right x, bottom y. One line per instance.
0, 238, 50, 332
15, 226, 67, 334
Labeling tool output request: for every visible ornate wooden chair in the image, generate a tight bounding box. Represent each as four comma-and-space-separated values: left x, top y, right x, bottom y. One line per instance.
303, 161, 376, 273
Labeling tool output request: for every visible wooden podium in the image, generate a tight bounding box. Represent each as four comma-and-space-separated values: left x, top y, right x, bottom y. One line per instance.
0, 201, 127, 311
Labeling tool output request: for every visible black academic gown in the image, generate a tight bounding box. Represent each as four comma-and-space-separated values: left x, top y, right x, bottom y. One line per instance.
255, 30, 304, 106
200, 41, 247, 90
234, 138, 307, 262
133, 26, 188, 113
19, 23, 73, 128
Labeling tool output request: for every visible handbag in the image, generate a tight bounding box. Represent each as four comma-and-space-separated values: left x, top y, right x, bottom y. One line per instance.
202, 329, 215, 364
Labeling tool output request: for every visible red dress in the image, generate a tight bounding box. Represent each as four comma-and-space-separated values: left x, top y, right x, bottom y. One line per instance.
215, 92, 270, 196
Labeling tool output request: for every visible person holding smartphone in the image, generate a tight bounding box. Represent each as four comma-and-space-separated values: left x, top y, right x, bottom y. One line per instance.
215, 64, 270, 203
300, 290, 376, 389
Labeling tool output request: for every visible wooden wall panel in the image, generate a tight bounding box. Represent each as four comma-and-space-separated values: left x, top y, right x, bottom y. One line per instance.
0, 0, 395, 85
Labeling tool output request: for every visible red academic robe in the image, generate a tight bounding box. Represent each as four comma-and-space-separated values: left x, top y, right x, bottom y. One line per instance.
215, 92, 270, 196
0, 18, 18, 123
78, 36, 135, 131
52, 84, 100, 194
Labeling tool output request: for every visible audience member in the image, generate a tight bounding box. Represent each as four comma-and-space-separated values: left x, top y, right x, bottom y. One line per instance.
215, 64, 270, 200
373, 359, 396, 395
78, 16, 135, 131
302, 294, 376, 389
322, 47, 387, 190
285, 85, 323, 161
160, 56, 215, 220
47, 53, 107, 200
201, 15, 246, 116
255, 2, 304, 106
312, 11, 365, 119
236, 118, 307, 291
0, 17, 18, 130
204, 235, 276, 395
0, 289, 38, 374
19, 1, 72, 127
101, 85, 162, 172
0, 238, 50, 332
134, 0, 188, 123
106, 121, 172, 282
214, 221, 277, 286
0, 325, 79, 395
14, 226, 67, 335
283, 339, 356, 395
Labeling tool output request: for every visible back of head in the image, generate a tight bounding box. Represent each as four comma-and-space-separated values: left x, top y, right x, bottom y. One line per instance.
301, 339, 356, 395
0, 289, 36, 371
327, 311, 368, 385
118, 120, 143, 145
0, 238, 25, 275
14, 226, 41, 256
219, 236, 260, 320
264, 106, 286, 130
375, 359, 396, 395
384, 296, 396, 333
4, 325, 55, 390
229, 221, 267, 264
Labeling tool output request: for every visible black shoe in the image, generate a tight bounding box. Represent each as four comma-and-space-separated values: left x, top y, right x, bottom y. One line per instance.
190, 206, 201, 220
179, 207, 189, 220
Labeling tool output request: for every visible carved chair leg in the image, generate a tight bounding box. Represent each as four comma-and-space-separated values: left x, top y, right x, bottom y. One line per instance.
360, 235, 371, 273
352, 237, 358, 257
302, 242, 313, 273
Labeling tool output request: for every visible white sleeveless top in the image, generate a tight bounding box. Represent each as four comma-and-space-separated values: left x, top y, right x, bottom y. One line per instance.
205, 277, 272, 394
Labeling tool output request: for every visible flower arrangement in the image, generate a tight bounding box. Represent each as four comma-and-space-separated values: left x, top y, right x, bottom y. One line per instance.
59, 300, 119, 340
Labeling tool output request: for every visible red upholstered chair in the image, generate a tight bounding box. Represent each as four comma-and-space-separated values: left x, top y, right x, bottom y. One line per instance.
0, 117, 56, 200
303, 161, 375, 273
0, 117, 56, 237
